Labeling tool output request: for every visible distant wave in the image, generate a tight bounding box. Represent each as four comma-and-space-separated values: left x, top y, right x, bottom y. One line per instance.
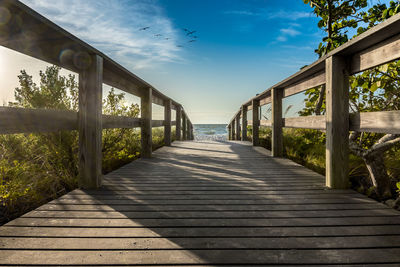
194, 124, 227, 141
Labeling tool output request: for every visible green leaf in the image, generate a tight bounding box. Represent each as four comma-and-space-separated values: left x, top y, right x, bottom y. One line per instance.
370, 82, 378, 92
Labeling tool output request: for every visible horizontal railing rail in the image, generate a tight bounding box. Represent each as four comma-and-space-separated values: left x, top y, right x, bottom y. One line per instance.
228, 12, 400, 189
0, 0, 194, 189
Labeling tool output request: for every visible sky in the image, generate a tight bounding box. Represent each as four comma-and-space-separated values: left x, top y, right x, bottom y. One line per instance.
0, 0, 387, 123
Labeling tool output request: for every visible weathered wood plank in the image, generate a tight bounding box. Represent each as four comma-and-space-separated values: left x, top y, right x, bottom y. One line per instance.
0, 106, 77, 134
102, 115, 141, 129
350, 111, 400, 134
151, 120, 164, 127
2, 248, 400, 265
78, 54, 103, 189
3, 235, 400, 249
241, 105, 247, 141
140, 87, 152, 158
283, 115, 326, 130
260, 119, 271, 127
164, 99, 172, 146
283, 71, 326, 98
235, 113, 241, 140
176, 105, 182, 140
325, 56, 349, 189
2, 225, 400, 238
350, 33, 400, 74
272, 88, 283, 157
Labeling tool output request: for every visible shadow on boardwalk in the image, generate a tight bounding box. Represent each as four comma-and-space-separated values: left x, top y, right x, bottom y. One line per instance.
1, 141, 400, 265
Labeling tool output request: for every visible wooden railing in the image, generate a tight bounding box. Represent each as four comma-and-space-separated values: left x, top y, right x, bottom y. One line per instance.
228, 12, 400, 189
0, 0, 193, 188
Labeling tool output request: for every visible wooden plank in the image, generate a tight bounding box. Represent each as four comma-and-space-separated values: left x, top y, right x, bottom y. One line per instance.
2, 225, 400, 238
102, 115, 141, 129
350, 111, 400, 134
235, 113, 241, 140
151, 120, 164, 127
3, 235, 400, 249
24, 209, 400, 218
176, 105, 182, 140
182, 112, 187, 140
260, 120, 271, 127
103, 68, 142, 97
260, 96, 271, 106
325, 56, 349, 189
241, 105, 247, 141
2, 248, 400, 265
283, 71, 326, 98
164, 99, 172, 146
271, 88, 283, 157
38, 203, 387, 212
351, 33, 400, 74
78, 54, 103, 189
140, 87, 152, 158
6, 216, 400, 227
283, 115, 326, 130
0, 106, 77, 134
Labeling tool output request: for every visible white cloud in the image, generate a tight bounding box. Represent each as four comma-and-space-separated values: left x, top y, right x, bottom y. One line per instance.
224, 9, 311, 21
280, 28, 301, 36
20, 0, 181, 70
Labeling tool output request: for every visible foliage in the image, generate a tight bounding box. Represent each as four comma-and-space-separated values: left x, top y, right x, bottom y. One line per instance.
301, 0, 400, 199
1, 66, 168, 223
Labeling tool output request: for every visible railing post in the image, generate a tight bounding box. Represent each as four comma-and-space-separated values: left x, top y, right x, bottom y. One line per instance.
326, 56, 349, 189
228, 124, 232, 140
141, 87, 152, 158
252, 99, 259, 146
191, 123, 194, 140
232, 120, 236, 140
78, 54, 103, 189
235, 113, 240, 140
241, 105, 247, 141
176, 105, 182, 141
182, 112, 187, 141
272, 88, 283, 157
164, 99, 172, 146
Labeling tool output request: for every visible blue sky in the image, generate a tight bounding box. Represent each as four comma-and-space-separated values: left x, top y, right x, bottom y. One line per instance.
0, 0, 386, 123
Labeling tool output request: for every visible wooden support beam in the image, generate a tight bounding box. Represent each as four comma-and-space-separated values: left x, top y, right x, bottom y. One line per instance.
141, 87, 152, 158
283, 71, 326, 98
325, 56, 349, 189
231, 120, 236, 140
271, 88, 283, 157
228, 124, 232, 140
78, 54, 103, 189
102, 115, 141, 129
252, 99, 260, 146
182, 112, 187, 141
235, 113, 241, 140
151, 120, 164, 127
176, 106, 182, 141
164, 99, 172, 146
283, 116, 326, 130
0, 107, 77, 134
241, 105, 247, 141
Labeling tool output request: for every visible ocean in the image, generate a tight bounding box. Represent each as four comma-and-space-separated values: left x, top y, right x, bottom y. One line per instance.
193, 124, 228, 141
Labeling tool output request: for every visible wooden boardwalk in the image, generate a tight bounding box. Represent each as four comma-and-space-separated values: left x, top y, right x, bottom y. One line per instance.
1, 141, 400, 266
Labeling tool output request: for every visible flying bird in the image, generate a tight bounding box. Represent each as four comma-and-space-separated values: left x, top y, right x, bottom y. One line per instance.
154, 34, 162, 37
139, 27, 150, 31
183, 28, 197, 36
192, 36, 198, 39
188, 40, 196, 43
186, 30, 196, 36
176, 45, 184, 48
164, 38, 170, 40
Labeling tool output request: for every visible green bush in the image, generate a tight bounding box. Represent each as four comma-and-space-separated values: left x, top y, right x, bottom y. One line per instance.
0, 66, 171, 224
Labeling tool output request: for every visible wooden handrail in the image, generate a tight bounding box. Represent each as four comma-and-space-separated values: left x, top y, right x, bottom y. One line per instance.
0, 0, 194, 188
228, 12, 400, 190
